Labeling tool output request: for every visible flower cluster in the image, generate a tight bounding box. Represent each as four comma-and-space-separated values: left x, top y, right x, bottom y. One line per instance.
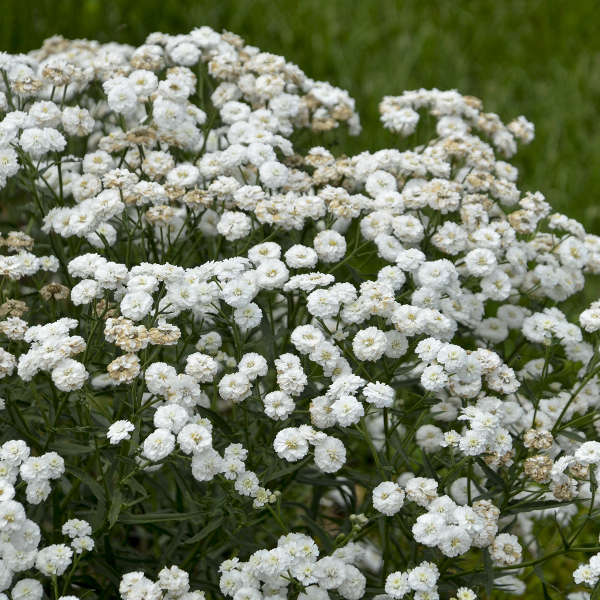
16, 318, 88, 392
119, 565, 205, 600
0, 440, 91, 598
219, 533, 368, 600
573, 551, 600, 588
0, 25, 599, 600
1, 440, 64, 506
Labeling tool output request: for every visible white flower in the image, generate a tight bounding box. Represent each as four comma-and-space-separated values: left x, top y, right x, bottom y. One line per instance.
248, 241, 281, 264
385, 571, 411, 599
465, 248, 497, 277
307, 289, 339, 318
580, 307, 600, 333
72, 535, 95, 553
238, 353, 268, 380
383, 106, 419, 136
62, 518, 92, 539
255, 259, 289, 289
405, 477, 438, 507
337, 564, 366, 600
314, 436, 346, 473
373, 481, 405, 516
106, 420, 135, 444
35, 543, 73, 576
221, 275, 257, 308
51, 359, 88, 392
142, 428, 176, 462
407, 561, 439, 592
415, 425, 444, 452
314, 556, 347, 589
154, 404, 189, 433
218, 372, 252, 403
217, 211, 252, 241
490, 533, 522, 566
233, 303, 262, 330
329, 388, 363, 419
291, 325, 325, 353
352, 327, 387, 361
120, 291, 154, 321
20, 127, 66, 157
11, 579, 44, 600
185, 353, 218, 383
263, 391, 295, 421
273, 428, 309, 462
158, 564, 190, 595
574, 441, 600, 465
234, 471, 260, 497
106, 81, 138, 115
438, 526, 472, 557
285, 244, 318, 269
436, 344, 467, 373
0, 147, 19, 179
145, 362, 178, 396
412, 513, 446, 546
573, 564, 598, 587
259, 160, 289, 188
0, 479, 15, 503
177, 423, 212, 454
191, 448, 223, 482
313, 230, 347, 263
363, 381, 395, 408
420, 364, 448, 392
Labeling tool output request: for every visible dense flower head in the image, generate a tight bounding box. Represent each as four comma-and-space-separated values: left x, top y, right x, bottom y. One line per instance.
0, 24, 598, 600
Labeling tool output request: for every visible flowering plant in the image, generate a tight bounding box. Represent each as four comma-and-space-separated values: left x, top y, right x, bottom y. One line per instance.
0, 26, 600, 600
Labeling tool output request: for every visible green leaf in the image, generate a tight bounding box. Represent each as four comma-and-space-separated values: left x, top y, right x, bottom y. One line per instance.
504, 499, 570, 515
123, 475, 147, 498
52, 440, 95, 455
184, 516, 224, 544
66, 465, 105, 501
483, 548, 494, 598
262, 457, 308, 483
475, 457, 506, 488
66, 465, 107, 529
118, 511, 205, 524
297, 514, 334, 553
108, 489, 123, 528
196, 406, 233, 434
557, 429, 586, 443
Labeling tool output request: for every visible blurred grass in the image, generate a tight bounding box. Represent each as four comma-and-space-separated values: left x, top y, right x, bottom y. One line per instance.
2, 0, 599, 233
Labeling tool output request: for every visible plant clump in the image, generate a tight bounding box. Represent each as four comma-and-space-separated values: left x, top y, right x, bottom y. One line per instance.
0, 26, 599, 600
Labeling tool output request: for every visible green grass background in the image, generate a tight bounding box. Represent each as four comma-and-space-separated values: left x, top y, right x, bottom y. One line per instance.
2, 0, 599, 233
